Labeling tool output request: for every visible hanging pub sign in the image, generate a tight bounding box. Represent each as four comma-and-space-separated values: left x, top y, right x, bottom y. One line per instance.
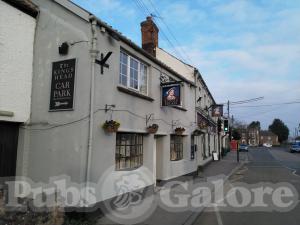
212, 104, 223, 117
197, 113, 208, 129
49, 58, 76, 111
162, 84, 181, 106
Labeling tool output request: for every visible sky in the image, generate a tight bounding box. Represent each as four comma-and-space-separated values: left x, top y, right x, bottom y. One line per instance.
72, 0, 300, 135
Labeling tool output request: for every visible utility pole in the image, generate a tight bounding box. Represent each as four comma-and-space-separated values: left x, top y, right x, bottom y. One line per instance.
225, 97, 263, 162
227, 100, 230, 126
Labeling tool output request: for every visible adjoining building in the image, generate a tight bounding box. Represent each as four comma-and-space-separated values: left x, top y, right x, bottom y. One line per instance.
0, 0, 37, 178
0, 0, 227, 206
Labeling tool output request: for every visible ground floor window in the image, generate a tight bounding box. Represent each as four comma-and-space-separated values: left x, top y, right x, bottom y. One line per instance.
116, 133, 143, 170
170, 135, 183, 161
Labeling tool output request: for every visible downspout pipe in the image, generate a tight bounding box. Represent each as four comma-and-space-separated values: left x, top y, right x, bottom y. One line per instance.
85, 15, 99, 191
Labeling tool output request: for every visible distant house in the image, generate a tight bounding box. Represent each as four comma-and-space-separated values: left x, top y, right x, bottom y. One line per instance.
260, 131, 279, 146
248, 127, 260, 146
239, 128, 248, 144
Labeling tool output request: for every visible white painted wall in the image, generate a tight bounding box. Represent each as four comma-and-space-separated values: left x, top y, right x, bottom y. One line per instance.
0, 1, 36, 122
156, 48, 195, 82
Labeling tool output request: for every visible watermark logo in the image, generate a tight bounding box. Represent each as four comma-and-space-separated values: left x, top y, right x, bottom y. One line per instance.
113, 174, 145, 209
0, 172, 299, 224
99, 166, 156, 224
158, 177, 298, 213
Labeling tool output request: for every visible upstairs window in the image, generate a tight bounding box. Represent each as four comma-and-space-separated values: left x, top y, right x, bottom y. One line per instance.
119, 51, 148, 95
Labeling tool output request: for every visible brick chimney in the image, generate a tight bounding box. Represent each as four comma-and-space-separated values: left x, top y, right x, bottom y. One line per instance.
141, 16, 159, 57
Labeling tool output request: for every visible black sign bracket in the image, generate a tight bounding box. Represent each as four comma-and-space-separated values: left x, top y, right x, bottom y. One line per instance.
95, 51, 112, 74
160, 80, 183, 87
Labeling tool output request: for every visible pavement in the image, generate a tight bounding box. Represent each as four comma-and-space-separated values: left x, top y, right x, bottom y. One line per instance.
96, 151, 248, 225
192, 146, 300, 225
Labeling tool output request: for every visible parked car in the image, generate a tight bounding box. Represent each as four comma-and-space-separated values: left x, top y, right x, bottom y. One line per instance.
239, 144, 249, 152
290, 144, 300, 153
263, 143, 272, 147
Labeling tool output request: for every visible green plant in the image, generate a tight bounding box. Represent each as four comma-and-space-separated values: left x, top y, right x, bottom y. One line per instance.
146, 124, 159, 133
102, 120, 120, 132
174, 127, 185, 134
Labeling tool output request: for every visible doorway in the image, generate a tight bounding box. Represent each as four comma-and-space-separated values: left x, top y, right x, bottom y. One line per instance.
154, 135, 164, 185
0, 122, 19, 177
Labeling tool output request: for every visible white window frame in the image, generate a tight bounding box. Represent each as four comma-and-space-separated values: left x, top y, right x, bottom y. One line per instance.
119, 51, 148, 95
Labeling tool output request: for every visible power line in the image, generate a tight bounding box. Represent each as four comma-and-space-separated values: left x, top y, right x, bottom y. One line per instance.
132, 0, 148, 16
219, 97, 264, 106
230, 97, 264, 105
231, 100, 300, 108
136, 0, 152, 15
133, 0, 192, 65
147, 0, 194, 65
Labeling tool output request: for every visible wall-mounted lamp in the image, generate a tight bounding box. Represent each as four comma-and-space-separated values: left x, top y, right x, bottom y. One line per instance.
58, 40, 89, 55
58, 42, 69, 55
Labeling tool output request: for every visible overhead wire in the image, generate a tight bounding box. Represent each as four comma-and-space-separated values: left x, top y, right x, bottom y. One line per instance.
231, 100, 300, 108
134, 0, 193, 66
147, 0, 194, 65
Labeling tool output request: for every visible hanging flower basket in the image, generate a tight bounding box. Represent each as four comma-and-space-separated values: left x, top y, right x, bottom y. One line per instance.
146, 124, 159, 134
174, 127, 185, 135
102, 120, 120, 133
198, 121, 207, 129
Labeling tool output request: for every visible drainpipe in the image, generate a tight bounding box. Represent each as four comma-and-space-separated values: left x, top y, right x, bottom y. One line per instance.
85, 15, 99, 188
194, 69, 198, 166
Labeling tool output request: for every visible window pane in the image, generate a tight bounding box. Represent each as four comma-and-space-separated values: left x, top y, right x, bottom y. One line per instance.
140, 64, 148, 95
130, 58, 139, 90
170, 135, 183, 161
120, 146, 125, 157
119, 52, 128, 86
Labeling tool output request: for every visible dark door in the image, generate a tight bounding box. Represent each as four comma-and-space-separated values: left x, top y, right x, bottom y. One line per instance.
0, 122, 19, 177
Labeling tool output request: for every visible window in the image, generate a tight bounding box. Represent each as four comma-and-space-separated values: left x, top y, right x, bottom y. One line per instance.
119, 51, 148, 95
116, 133, 143, 170
170, 135, 183, 161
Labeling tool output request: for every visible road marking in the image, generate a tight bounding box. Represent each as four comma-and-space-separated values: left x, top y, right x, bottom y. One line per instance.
267, 149, 300, 178
214, 206, 224, 225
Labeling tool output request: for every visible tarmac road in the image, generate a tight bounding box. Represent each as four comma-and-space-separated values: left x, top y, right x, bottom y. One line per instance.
193, 147, 300, 225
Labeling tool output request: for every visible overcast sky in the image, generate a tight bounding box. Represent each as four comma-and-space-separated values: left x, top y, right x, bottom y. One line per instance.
72, 0, 300, 135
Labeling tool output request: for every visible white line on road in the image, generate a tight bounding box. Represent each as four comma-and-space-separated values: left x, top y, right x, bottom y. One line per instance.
267, 149, 300, 178
214, 206, 224, 225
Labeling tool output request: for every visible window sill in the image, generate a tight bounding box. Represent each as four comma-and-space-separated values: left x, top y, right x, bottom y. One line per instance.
115, 165, 142, 171
171, 105, 188, 111
117, 86, 154, 102
170, 158, 184, 162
